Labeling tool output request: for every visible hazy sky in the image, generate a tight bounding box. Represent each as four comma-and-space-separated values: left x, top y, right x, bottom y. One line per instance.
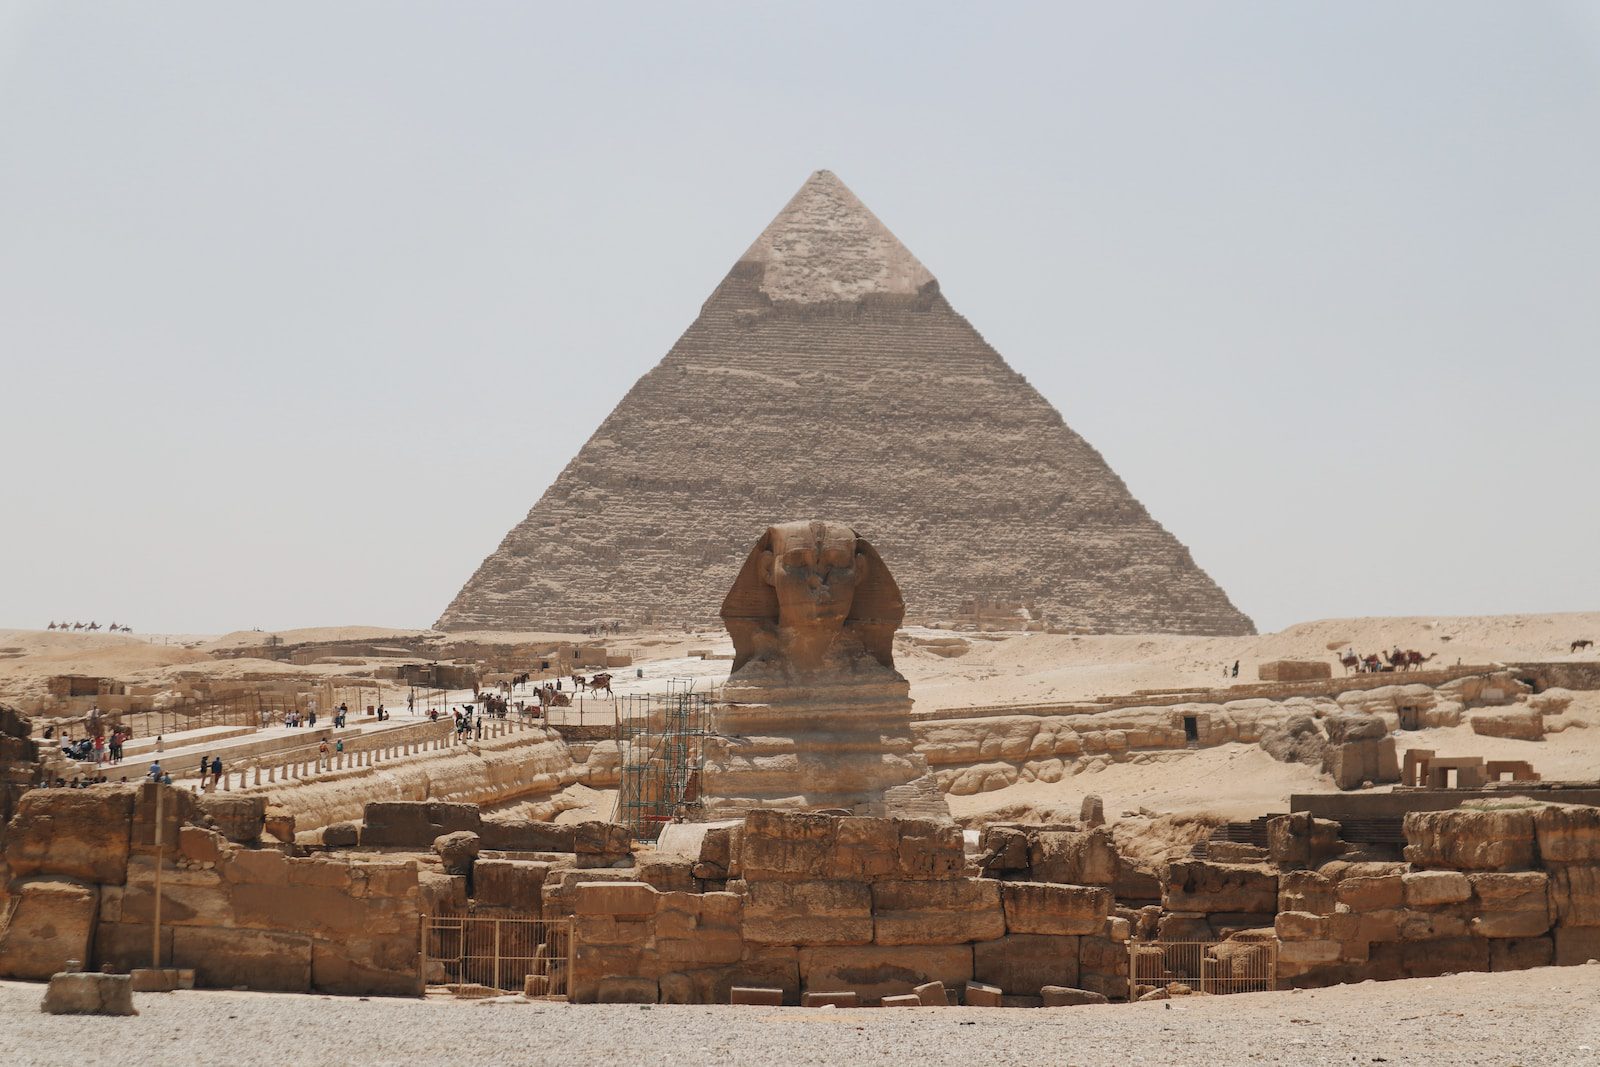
3, 3, 1597, 635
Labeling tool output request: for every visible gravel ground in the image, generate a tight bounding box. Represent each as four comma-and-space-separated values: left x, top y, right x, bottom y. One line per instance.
5, 967, 1599, 1066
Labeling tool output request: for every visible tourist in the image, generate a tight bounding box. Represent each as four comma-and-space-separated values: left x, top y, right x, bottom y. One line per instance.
210, 755, 221, 783
1232, 660, 1240, 678
335, 738, 344, 755
155, 734, 164, 753
318, 739, 329, 769
148, 760, 162, 781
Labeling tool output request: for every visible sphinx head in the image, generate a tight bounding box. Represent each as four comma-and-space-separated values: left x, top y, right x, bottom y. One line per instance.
721, 520, 903, 674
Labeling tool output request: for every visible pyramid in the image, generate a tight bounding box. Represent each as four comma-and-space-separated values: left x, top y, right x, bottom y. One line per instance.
437, 171, 1254, 636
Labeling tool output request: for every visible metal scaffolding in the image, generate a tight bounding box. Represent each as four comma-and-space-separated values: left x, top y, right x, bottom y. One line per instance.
612, 679, 709, 842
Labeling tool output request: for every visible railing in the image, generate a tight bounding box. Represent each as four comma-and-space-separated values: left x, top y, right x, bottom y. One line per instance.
1128, 940, 1277, 996
422, 914, 570, 998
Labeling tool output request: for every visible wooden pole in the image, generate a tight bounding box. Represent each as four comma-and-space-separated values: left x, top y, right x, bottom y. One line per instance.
151, 784, 164, 968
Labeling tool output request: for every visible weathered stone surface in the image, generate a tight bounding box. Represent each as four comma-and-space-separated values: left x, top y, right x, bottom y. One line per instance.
361, 801, 480, 848
730, 986, 783, 1006
1549, 865, 1600, 927
1555, 925, 1600, 966
1321, 715, 1399, 790
479, 817, 576, 853
321, 821, 359, 848
1164, 862, 1278, 915
1336, 875, 1403, 911
1535, 805, 1600, 864
973, 934, 1078, 996
736, 812, 962, 883
0, 879, 99, 980
41, 972, 136, 1016
740, 879, 872, 945
1041, 984, 1108, 1007
1279, 870, 1335, 914
799, 944, 972, 1004
964, 980, 1003, 1006
4, 788, 134, 884
1402, 870, 1472, 907
574, 881, 658, 919
1275, 911, 1328, 941
1266, 813, 1343, 868
171, 925, 313, 992
432, 831, 481, 873
1490, 936, 1553, 971
802, 990, 861, 1008
195, 795, 266, 843
871, 879, 1004, 945
636, 856, 698, 894
1028, 829, 1118, 886
1469, 709, 1544, 741
1401, 936, 1488, 977
1404, 809, 1537, 871
1001, 882, 1111, 936
574, 822, 633, 857
473, 860, 549, 913
597, 976, 658, 1003
913, 979, 948, 1006
435, 171, 1255, 639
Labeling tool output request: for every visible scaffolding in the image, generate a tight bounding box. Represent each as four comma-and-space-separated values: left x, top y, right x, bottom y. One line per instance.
612, 679, 709, 842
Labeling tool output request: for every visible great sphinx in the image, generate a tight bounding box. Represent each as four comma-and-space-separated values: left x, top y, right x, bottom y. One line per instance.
698, 520, 948, 820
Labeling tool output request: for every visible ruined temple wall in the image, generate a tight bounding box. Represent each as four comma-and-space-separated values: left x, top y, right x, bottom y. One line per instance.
0, 784, 423, 994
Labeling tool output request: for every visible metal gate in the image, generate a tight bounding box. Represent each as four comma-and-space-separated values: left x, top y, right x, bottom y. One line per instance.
422, 914, 571, 998
1129, 940, 1277, 996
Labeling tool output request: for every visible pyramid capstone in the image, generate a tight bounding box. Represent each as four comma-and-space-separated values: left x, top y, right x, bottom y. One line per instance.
437, 171, 1254, 636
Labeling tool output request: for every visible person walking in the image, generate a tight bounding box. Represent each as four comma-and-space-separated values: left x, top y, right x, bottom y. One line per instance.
318, 739, 330, 771
210, 755, 222, 784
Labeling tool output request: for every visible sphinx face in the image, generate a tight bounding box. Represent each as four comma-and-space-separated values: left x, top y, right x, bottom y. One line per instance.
762, 520, 868, 635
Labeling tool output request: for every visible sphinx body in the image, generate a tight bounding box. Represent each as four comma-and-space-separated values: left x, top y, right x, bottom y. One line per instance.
699, 521, 949, 821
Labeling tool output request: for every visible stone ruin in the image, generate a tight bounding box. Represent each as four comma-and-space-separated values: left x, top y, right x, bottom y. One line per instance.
436, 170, 1254, 637
700, 521, 947, 821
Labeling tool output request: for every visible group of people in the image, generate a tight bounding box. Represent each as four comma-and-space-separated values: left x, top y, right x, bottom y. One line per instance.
49, 723, 134, 766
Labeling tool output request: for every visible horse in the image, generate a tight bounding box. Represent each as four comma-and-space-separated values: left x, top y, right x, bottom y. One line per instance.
589, 673, 614, 698
1573, 639, 1595, 653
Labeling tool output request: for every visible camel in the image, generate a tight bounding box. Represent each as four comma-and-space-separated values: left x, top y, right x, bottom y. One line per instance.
1404, 650, 1436, 669
71, 622, 84, 631
86, 621, 99, 631
538, 684, 571, 708
1361, 653, 1383, 673
46, 622, 57, 631
1337, 652, 1360, 674
589, 673, 614, 698
1573, 639, 1595, 653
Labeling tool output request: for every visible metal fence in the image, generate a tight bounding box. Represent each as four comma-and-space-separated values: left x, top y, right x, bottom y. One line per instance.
1128, 940, 1277, 996
422, 914, 571, 998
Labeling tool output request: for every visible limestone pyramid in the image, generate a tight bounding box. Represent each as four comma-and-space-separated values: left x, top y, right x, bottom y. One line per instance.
438, 171, 1254, 635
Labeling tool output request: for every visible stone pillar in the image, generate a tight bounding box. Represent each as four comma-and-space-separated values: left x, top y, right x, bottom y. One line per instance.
254, 767, 261, 786
266, 766, 274, 783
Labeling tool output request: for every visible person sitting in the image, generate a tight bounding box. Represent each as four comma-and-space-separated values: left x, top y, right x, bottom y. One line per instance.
147, 760, 163, 781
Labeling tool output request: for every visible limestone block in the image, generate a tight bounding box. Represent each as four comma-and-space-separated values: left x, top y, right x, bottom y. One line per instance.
473, 860, 550, 913
541, 868, 641, 917
321, 822, 360, 848
1041, 985, 1108, 1007
1471, 912, 1552, 939
478, 818, 576, 853
1469, 871, 1551, 912
1490, 936, 1553, 971
1164, 862, 1278, 915
964, 980, 1003, 1006
1336, 875, 1403, 911
1275, 911, 1328, 941
1401, 936, 1488, 977
4, 788, 134, 885
195, 795, 266, 843
1266, 813, 1343, 868
432, 831, 481, 873
1469, 709, 1543, 741
913, 980, 948, 1006
41, 973, 136, 1016
1549, 865, 1600, 927
803, 991, 861, 1007
973, 934, 1078, 996
574, 881, 658, 919
575, 821, 633, 857
311, 936, 422, 997
871, 879, 1004, 945
1403, 809, 1536, 871
0, 879, 99, 981
1001, 882, 1111, 936
798, 944, 972, 1004
637, 856, 698, 894
740, 880, 872, 945
597, 976, 658, 1003
978, 827, 1031, 872
361, 801, 480, 848
1402, 870, 1472, 907
1156, 913, 1212, 942
1028, 829, 1118, 886
1535, 805, 1600, 864
1555, 926, 1600, 966
1279, 870, 1335, 914
176, 826, 223, 866
1277, 939, 1341, 968
171, 925, 312, 991
881, 993, 921, 1007
730, 986, 783, 1006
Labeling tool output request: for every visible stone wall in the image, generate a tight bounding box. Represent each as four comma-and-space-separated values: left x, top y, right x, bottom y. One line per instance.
0, 784, 423, 995
1274, 803, 1600, 984
564, 811, 1122, 1005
